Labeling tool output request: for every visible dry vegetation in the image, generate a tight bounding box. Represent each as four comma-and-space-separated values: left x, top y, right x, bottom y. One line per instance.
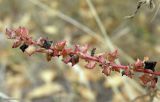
1, 0, 160, 102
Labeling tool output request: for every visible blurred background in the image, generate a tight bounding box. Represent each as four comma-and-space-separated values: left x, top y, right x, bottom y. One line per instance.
0, 0, 160, 102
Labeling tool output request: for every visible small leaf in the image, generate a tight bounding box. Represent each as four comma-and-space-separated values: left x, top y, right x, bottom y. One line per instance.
46, 53, 53, 61
63, 56, 72, 64
5, 28, 16, 39
85, 61, 96, 69
12, 39, 22, 48
61, 48, 72, 57
139, 74, 153, 85
55, 41, 66, 51
15, 26, 29, 36
134, 59, 144, 68
151, 77, 158, 88
106, 49, 118, 62
102, 67, 111, 76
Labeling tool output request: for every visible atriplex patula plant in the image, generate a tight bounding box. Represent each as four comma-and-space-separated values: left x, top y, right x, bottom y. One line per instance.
5, 27, 160, 88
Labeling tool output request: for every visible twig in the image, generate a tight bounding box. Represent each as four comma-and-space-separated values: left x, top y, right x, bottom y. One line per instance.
125, 0, 155, 19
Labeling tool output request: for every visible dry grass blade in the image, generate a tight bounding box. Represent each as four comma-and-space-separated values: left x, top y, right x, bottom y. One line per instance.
151, 0, 160, 22
86, 0, 115, 51
28, 0, 97, 36
86, 0, 135, 64
0, 92, 19, 102
131, 89, 158, 102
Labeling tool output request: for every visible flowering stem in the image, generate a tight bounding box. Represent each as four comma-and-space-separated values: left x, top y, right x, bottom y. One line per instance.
5, 27, 160, 88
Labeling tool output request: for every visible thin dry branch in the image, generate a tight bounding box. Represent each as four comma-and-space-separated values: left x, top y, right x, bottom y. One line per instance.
125, 0, 155, 19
